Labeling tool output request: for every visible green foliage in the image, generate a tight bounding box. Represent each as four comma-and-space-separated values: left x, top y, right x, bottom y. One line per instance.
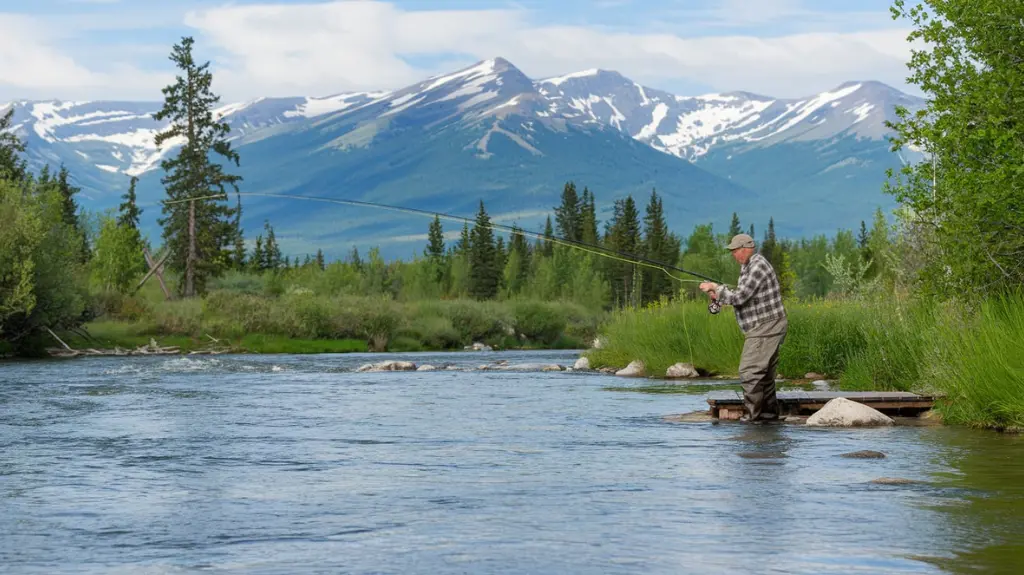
0, 108, 28, 182
0, 178, 43, 331
885, 0, 1024, 296
153, 36, 243, 297
468, 200, 499, 299
89, 213, 146, 294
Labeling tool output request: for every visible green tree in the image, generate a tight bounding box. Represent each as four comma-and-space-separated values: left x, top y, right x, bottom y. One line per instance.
251, 236, 264, 272
541, 216, 554, 257
604, 196, 642, 307
641, 188, 679, 304
153, 36, 243, 297
90, 213, 146, 294
885, 0, 1024, 295
117, 176, 143, 230
0, 109, 27, 182
55, 164, 89, 262
261, 220, 281, 270
555, 181, 582, 242
424, 215, 446, 285
580, 187, 599, 245
468, 200, 499, 299
728, 212, 742, 237
315, 248, 325, 271
0, 179, 42, 332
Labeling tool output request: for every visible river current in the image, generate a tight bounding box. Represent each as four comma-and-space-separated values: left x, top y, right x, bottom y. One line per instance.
2, 350, 1021, 574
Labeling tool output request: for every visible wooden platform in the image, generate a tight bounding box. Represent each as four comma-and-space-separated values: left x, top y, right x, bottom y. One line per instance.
706, 390, 937, 420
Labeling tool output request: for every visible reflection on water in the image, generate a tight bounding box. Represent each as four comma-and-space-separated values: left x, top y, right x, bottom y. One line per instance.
0, 350, 1021, 574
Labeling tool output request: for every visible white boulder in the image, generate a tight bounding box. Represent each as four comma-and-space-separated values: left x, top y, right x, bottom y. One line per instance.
573, 357, 591, 370
615, 360, 645, 378
417, 365, 437, 371
666, 362, 699, 379
357, 360, 417, 372
805, 397, 895, 427
464, 342, 493, 351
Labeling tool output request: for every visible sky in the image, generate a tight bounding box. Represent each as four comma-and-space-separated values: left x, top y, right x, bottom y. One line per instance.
0, 0, 921, 103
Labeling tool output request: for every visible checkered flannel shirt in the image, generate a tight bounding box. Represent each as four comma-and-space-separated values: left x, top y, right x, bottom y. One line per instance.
714, 253, 786, 333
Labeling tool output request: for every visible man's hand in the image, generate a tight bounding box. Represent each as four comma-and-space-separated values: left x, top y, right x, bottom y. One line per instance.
699, 282, 718, 294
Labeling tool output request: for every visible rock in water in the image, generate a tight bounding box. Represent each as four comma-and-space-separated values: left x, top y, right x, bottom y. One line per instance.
805, 397, 894, 427
615, 360, 645, 378
417, 365, 437, 371
666, 362, 699, 378
841, 450, 886, 459
573, 357, 591, 370
805, 372, 826, 380
358, 360, 417, 372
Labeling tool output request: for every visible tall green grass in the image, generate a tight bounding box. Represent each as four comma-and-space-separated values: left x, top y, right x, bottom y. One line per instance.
589, 294, 1024, 431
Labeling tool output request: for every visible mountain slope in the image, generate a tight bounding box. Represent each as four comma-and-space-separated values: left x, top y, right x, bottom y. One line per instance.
2, 57, 927, 257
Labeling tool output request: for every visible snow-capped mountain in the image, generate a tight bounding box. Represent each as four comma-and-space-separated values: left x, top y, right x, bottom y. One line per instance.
1, 57, 926, 257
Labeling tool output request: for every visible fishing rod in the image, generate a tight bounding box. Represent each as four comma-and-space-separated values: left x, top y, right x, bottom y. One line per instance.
166, 191, 727, 309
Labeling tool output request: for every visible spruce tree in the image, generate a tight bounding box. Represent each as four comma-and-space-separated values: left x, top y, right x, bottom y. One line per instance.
348, 246, 362, 271
555, 181, 582, 242
117, 176, 143, 230
316, 248, 325, 271
153, 36, 243, 297
0, 108, 27, 182
426, 215, 445, 260
542, 216, 554, 257
748, 223, 755, 238
251, 236, 264, 271
468, 200, 499, 299
231, 195, 246, 270
729, 212, 742, 237
641, 189, 678, 303
761, 217, 778, 266
580, 187, 599, 245
55, 164, 89, 262
262, 220, 281, 270
605, 196, 642, 307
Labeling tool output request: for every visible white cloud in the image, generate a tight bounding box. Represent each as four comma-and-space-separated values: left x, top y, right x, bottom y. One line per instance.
1, 1, 918, 101
185, 1, 915, 100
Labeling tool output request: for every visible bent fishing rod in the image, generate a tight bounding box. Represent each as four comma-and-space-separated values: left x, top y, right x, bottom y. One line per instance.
167, 191, 727, 293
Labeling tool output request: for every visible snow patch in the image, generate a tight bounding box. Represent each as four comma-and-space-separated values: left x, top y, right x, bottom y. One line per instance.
381, 95, 425, 117
636, 84, 650, 106
746, 83, 862, 141
284, 93, 379, 118
657, 99, 773, 157
603, 97, 626, 129
541, 69, 600, 87
423, 59, 497, 92
637, 103, 668, 140
847, 102, 874, 124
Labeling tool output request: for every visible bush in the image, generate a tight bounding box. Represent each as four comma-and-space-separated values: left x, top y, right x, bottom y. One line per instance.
512, 300, 566, 345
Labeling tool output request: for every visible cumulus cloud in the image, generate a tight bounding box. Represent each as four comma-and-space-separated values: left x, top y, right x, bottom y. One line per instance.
185, 1, 915, 100
1, 1, 917, 101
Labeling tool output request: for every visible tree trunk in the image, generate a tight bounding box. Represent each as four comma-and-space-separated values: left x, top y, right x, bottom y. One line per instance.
186, 198, 196, 297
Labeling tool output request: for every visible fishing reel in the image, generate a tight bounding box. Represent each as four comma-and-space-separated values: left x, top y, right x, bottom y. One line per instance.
708, 299, 722, 315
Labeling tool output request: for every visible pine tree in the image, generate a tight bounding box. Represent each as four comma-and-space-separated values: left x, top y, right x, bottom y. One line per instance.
251, 236, 264, 271
641, 189, 678, 303
857, 219, 871, 264
555, 181, 582, 242
303, 254, 312, 267
153, 36, 243, 297
748, 223, 755, 238
315, 248, 325, 271
348, 246, 362, 271
231, 195, 246, 270
580, 187, 599, 245
761, 217, 778, 267
55, 164, 89, 262
729, 212, 742, 237
454, 222, 470, 255
605, 196, 642, 307
262, 220, 281, 270
468, 200, 499, 299
0, 108, 27, 182
426, 215, 445, 259
541, 216, 554, 257
117, 176, 143, 230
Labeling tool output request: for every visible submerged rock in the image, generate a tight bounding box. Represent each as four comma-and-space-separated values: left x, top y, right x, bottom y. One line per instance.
870, 477, 920, 485
357, 360, 417, 373
615, 360, 645, 378
805, 397, 894, 427
464, 342, 493, 352
666, 362, 699, 379
841, 450, 886, 459
573, 356, 591, 371
805, 372, 826, 380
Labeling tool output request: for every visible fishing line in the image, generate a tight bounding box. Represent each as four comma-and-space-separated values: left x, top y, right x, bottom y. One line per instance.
165, 191, 725, 286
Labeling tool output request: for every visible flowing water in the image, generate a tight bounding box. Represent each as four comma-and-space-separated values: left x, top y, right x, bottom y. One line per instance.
1, 350, 1022, 574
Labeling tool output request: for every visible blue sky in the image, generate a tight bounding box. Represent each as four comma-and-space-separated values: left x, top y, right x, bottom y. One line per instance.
0, 0, 919, 102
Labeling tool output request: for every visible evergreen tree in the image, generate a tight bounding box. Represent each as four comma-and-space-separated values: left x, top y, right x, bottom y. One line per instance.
748, 223, 755, 238
0, 108, 27, 182
641, 189, 679, 303
580, 187, 599, 245
251, 235, 264, 271
315, 248, 325, 271
117, 176, 143, 230
468, 200, 499, 299
55, 164, 89, 262
454, 222, 470, 255
541, 216, 554, 257
857, 219, 871, 264
426, 215, 445, 260
231, 195, 246, 270
303, 254, 312, 267
262, 220, 281, 270
604, 196, 642, 307
153, 36, 243, 297
348, 246, 362, 271
554, 181, 582, 241
761, 217, 779, 267
729, 212, 742, 237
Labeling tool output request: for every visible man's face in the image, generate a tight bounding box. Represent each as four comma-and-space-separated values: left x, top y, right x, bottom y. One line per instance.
731, 247, 753, 265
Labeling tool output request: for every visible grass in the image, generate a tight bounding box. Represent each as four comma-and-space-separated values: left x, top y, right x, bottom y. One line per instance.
588, 294, 1024, 431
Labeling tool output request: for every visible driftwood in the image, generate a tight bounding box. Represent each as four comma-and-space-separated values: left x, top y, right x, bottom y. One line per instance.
45, 331, 230, 358
143, 247, 172, 300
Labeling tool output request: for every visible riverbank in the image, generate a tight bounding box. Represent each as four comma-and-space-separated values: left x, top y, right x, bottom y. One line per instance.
586, 295, 1024, 432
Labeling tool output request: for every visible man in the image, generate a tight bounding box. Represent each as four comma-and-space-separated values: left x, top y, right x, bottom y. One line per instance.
699, 234, 787, 423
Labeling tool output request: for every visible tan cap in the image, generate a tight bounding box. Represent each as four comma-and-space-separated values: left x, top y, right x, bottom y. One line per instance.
726, 233, 755, 250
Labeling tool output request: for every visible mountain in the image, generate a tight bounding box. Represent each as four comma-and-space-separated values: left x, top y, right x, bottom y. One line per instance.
1, 57, 927, 258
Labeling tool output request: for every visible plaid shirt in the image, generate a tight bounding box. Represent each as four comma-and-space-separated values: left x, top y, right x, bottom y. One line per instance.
715, 253, 786, 333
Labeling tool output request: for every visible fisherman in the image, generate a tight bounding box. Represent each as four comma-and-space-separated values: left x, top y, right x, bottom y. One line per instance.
699, 234, 787, 423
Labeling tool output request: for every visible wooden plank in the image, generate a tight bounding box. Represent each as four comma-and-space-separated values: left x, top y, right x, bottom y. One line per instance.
706, 390, 937, 418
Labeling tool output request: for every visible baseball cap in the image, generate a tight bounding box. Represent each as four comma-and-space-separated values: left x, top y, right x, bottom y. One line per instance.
726, 233, 755, 250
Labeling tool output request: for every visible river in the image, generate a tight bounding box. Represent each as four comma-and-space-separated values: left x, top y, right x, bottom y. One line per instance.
2, 350, 1021, 574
